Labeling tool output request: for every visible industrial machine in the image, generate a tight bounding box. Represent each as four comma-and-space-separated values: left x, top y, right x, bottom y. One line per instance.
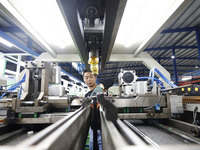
0, 61, 80, 124
115, 69, 182, 120
0, 64, 200, 150
0, 65, 196, 124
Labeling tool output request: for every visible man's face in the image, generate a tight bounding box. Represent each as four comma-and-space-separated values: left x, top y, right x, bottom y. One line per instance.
83, 72, 96, 88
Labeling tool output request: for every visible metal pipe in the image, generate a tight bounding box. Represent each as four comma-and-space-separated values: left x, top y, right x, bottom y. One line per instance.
20, 101, 34, 106
20, 100, 47, 106
19, 106, 90, 148
100, 107, 151, 150
123, 120, 159, 147
100, 107, 128, 150
115, 119, 147, 145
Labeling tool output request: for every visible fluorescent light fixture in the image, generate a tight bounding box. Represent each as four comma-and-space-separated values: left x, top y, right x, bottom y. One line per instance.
0, 37, 13, 47
6, 0, 75, 54
182, 76, 192, 81
72, 62, 78, 71
5, 69, 16, 75
72, 62, 85, 75
115, 0, 184, 49
171, 55, 175, 59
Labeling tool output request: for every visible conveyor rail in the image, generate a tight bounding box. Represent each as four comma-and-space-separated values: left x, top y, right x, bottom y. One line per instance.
0, 106, 91, 150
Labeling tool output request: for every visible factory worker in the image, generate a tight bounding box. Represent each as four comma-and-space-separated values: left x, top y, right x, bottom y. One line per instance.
83, 69, 114, 150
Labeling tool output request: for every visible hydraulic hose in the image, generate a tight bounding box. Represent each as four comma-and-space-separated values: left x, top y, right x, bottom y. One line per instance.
137, 77, 163, 87
148, 67, 177, 88
0, 74, 26, 99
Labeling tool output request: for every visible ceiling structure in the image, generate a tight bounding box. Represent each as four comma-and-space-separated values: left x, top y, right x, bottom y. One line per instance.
0, 0, 200, 85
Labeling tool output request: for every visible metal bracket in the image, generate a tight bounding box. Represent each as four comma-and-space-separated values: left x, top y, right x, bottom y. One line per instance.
97, 94, 118, 121
4, 108, 18, 124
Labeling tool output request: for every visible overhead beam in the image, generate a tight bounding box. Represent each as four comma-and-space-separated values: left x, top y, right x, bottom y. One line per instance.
172, 47, 178, 84
0, 26, 24, 33
35, 53, 81, 62
58, 63, 71, 68
144, 46, 197, 51
0, 1, 57, 58
161, 27, 197, 33
155, 57, 198, 60
104, 65, 196, 70
0, 30, 39, 57
195, 27, 200, 62
3, 53, 32, 56
132, 0, 190, 57
57, 0, 89, 70
100, 0, 127, 71
99, 70, 191, 76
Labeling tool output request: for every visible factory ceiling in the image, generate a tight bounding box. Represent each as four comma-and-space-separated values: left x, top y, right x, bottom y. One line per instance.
0, 0, 200, 84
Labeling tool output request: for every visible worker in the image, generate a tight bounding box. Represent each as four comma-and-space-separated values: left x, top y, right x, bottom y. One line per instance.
83, 69, 114, 150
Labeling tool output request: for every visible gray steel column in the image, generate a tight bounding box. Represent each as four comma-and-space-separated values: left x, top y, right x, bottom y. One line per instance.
195, 27, 200, 62
172, 46, 178, 84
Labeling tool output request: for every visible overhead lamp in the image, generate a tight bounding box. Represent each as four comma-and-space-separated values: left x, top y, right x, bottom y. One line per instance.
171, 55, 175, 59
115, 0, 184, 49
0, 37, 13, 47
5, 69, 16, 75
195, 65, 198, 69
182, 76, 192, 81
72, 62, 78, 71
5, 0, 74, 53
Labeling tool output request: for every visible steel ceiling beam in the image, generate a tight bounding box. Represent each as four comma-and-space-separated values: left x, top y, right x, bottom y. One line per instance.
172, 47, 178, 84
0, 29, 39, 57
0, 1, 57, 58
195, 27, 200, 62
104, 65, 196, 70
98, 69, 192, 76
0, 29, 82, 83
105, 62, 196, 67
144, 46, 197, 51
57, 0, 89, 70
132, 0, 191, 57
0, 26, 24, 33
161, 27, 197, 33
35, 53, 81, 62
100, 0, 127, 72
155, 57, 198, 60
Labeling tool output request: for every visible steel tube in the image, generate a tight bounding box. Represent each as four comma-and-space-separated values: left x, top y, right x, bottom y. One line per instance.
115, 119, 147, 145
100, 107, 128, 150
123, 120, 159, 147
19, 106, 91, 149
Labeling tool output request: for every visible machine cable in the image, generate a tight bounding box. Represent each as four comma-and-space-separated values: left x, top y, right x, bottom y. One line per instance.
148, 67, 178, 90
0, 74, 26, 99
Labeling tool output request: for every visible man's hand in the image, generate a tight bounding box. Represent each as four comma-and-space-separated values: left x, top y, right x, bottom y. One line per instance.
99, 83, 105, 89
91, 85, 104, 96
